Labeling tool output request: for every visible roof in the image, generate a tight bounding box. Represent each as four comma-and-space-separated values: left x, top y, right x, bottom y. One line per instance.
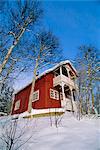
14, 60, 77, 94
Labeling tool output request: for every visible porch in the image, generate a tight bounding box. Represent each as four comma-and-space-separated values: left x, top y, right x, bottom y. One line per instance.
54, 85, 77, 112
53, 64, 78, 112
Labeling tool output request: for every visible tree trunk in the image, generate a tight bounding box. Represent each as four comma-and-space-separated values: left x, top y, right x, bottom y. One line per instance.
87, 95, 90, 115
80, 98, 83, 114
91, 89, 94, 113
70, 89, 74, 113
0, 28, 25, 74
28, 59, 39, 113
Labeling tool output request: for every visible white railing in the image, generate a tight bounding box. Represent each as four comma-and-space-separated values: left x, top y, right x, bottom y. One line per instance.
53, 75, 75, 88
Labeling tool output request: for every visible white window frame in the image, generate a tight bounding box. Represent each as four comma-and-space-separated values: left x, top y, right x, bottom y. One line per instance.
50, 89, 59, 100
32, 90, 39, 102
50, 89, 55, 99
14, 100, 20, 111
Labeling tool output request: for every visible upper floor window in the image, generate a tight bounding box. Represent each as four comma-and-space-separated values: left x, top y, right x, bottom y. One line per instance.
64, 86, 71, 99
62, 66, 68, 77
54, 68, 60, 77
69, 70, 75, 79
32, 90, 39, 102
72, 89, 76, 101
50, 89, 59, 100
14, 100, 20, 111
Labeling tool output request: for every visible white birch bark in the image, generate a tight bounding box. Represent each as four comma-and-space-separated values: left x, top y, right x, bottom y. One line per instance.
0, 28, 25, 74
28, 58, 39, 113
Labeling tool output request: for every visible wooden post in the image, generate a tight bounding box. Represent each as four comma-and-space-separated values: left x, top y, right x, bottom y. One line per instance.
61, 82, 66, 109
60, 66, 62, 75
60, 66, 65, 109
70, 87, 74, 112
66, 67, 70, 78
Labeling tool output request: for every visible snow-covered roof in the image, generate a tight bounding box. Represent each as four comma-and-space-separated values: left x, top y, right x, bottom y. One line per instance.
15, 60, 77, 94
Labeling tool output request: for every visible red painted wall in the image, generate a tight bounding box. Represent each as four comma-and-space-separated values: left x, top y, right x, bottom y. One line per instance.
44, 73, 61, 108
12, 84, 31, 114
12, 72, 61, 115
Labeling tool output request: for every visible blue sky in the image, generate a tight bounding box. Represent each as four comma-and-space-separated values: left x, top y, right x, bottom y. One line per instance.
43, 1, 100, 60
14, 0, 100, 90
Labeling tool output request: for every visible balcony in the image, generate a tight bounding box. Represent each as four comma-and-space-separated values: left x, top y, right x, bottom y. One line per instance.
53, 75, 75, 88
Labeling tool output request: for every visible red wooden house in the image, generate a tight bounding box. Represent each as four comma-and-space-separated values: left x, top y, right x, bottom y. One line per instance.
11, 60, 78, 116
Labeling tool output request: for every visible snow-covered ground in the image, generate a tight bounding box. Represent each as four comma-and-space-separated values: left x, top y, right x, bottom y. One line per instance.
0, 112, 99, 150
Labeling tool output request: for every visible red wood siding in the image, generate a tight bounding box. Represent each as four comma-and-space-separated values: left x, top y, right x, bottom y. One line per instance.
12, 84, 31, 114
12, 73, 61, 115
32, 75, 46, 109
44, 73, 61, 108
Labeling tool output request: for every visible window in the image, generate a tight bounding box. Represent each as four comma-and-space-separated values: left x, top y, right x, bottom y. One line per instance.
32, 90, 39, 102
50, 89, 54, 98
72, 90, 76, 101
50, 89, 59, 100
69, 70, 74, 79
62, 66, 68, 77
14, 100, 20, 111
55, 91, 59, 100
54, 68, 60, 77
64, 86, 71, 99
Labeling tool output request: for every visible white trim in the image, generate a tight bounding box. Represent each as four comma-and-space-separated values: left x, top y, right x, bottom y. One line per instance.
53, 74, 75, 88
61, 82, 66, 107
60, 66, 62, 75
66, 67, 70, 78
17, 108, 65, 118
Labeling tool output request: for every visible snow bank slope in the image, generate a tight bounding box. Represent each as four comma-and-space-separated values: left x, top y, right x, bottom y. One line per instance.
0, 112, 99, 150
22, 113, 100, 150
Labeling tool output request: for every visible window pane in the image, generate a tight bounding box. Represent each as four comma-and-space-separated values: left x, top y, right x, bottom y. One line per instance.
54, 68, 60, 77
50, 89, 55, 99
62, 66, 68, 77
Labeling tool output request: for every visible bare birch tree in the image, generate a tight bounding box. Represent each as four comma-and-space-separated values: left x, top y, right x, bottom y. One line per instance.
27, 30, 62, 113
75, 45, 99, 115
0, 0, 43, 77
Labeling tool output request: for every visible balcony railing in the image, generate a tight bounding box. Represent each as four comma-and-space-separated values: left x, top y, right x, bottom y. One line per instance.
53, 74, 75, 88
